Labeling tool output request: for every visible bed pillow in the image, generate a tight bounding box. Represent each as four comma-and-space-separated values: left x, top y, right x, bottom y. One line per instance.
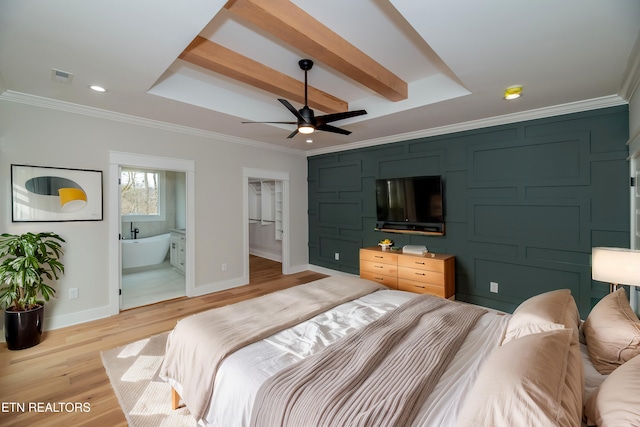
582, 287, 640, 374
502, 289, 580, 345
584, 354, 640, 426
457, 328, 583, 427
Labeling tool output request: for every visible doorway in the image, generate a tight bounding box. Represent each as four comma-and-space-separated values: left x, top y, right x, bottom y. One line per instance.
120, 168, 186, 309
243, 168, 290, 281
108, 152, 195, 314
630, 155, 640, 314
248, 179, 283, 262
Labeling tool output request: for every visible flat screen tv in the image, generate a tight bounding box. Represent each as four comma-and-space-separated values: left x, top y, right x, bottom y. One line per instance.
375, 175, 444, 234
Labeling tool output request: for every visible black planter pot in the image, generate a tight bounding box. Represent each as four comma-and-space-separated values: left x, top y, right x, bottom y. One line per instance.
4, 305, 44, 350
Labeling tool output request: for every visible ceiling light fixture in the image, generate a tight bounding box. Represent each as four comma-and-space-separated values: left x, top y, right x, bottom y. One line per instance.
89, 85, 107, 92
503, 85, 523, 100
306, 139, 313, 144
298, 124, 315, 134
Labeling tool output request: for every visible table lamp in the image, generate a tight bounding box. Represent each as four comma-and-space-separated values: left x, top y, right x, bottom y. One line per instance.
592, 247, 640, 312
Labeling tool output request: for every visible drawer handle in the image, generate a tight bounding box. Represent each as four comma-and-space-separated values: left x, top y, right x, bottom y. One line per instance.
375, 265, 384, 269
415, 285, 425, 288
375, 255, 384, 258
375, 276, 384, 280
415, 261, 425, 265
415, 272, 426, 276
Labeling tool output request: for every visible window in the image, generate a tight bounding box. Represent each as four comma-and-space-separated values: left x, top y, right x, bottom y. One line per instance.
120, 168, 166, 221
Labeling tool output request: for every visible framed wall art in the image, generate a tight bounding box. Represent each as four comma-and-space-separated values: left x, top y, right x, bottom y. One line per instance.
11, 164, 103, 222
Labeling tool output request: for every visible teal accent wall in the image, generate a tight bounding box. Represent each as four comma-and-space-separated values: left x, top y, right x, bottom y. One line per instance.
307, 106, 630, 317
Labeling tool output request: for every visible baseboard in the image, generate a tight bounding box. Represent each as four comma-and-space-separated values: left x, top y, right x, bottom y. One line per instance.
249, 249, 282, 262
308, 264, 358, 277
0, 304, 116, 343
190, 276, 249, 297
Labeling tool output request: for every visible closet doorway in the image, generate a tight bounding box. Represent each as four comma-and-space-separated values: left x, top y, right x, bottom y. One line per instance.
243, 168, 290, 281
248, 179, 283, 263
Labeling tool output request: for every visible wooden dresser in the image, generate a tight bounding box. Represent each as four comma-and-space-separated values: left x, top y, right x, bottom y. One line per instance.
359, 246, 455, 298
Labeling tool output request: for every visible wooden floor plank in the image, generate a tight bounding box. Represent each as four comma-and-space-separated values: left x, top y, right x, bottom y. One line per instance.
0, 256, 327, 426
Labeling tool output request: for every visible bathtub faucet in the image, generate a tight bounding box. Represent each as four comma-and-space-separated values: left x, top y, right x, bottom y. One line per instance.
130, 222, 140, 240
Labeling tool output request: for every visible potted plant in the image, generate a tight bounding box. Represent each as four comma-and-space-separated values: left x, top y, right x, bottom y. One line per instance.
0, 232, 65, 350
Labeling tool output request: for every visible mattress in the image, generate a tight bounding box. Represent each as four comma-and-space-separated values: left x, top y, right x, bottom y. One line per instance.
183, 289, 511, 427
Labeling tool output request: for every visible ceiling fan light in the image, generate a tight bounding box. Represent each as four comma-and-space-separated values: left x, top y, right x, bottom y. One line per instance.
503, 85, 523, 100
298, 125, 315, 134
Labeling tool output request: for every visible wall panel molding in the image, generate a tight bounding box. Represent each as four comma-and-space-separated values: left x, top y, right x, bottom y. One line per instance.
308, 105, 630, 316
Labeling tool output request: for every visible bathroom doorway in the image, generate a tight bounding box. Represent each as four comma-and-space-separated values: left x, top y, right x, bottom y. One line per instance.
108, 152, 195, 314
119, 168, 187, 309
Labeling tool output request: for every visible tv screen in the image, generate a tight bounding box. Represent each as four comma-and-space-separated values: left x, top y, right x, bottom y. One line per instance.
375, 176, 444, 228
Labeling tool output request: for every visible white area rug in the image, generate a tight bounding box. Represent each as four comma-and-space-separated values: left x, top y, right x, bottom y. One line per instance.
101, 332, 197, 427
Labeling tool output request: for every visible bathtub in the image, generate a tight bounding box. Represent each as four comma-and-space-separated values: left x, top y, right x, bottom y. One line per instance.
121, 233, 171, 269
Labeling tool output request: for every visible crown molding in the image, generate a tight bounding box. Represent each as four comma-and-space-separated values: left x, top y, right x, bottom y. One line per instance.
306, 95, 628, 157
1, 90, 628, 159
0, 90, 307, 157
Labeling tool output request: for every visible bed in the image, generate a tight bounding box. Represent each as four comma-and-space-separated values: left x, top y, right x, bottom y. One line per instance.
159, 276, 640, 427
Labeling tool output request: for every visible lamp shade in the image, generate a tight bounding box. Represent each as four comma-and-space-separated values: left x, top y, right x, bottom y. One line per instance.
592, 247, 640, 287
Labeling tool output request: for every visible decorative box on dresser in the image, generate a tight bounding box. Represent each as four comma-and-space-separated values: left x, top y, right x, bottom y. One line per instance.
359, 246, 455, 298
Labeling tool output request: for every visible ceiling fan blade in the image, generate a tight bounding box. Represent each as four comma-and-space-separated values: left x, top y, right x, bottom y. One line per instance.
241, 121, 296, 124
316, 124, 352, 135
242, 60, 367, 139
317, 109, 367, 125
278, 99, 307, 123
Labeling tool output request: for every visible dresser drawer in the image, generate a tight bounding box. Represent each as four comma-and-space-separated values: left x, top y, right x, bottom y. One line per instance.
360, 270, 398, 289
359, 246, 455, 298
360, 259, 398, 277
359, 248, 398, 264
397, 266, 444, 286
397, 256, 444, 273
398, 279, 445, 297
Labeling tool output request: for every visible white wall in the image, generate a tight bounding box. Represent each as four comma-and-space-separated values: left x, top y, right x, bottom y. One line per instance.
0, 99, 309, 331
249, 222, 282, 261
629, 89, 640, 152
626, 31, 640, 153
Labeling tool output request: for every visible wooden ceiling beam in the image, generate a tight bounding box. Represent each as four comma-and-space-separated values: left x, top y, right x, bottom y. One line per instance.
179, 36, 348, 114
224, 0, 408, 102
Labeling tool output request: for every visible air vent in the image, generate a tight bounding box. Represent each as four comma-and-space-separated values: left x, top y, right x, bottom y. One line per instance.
51, 68, 73, 84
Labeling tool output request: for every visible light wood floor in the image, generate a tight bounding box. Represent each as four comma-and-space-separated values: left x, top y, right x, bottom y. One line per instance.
0, 256, 327, 426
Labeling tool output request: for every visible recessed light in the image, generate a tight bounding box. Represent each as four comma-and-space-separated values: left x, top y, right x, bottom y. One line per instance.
504, 85, 523, 100
306, 139, 313, 144
89, 85, 107, 92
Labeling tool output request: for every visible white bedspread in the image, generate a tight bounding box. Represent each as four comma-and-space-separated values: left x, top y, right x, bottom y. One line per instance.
192, 289, 510, 427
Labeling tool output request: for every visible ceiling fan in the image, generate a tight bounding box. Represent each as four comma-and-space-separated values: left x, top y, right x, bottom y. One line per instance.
242, 59, 367, 138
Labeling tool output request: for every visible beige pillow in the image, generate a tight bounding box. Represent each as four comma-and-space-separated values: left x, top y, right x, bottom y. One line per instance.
502, 289, 581, 345
584, 354, 640, 426
582, 287, 640, 374
457, 329, 583, 427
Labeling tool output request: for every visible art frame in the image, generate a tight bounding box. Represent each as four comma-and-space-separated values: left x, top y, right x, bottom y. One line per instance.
11, 164, 103, 222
